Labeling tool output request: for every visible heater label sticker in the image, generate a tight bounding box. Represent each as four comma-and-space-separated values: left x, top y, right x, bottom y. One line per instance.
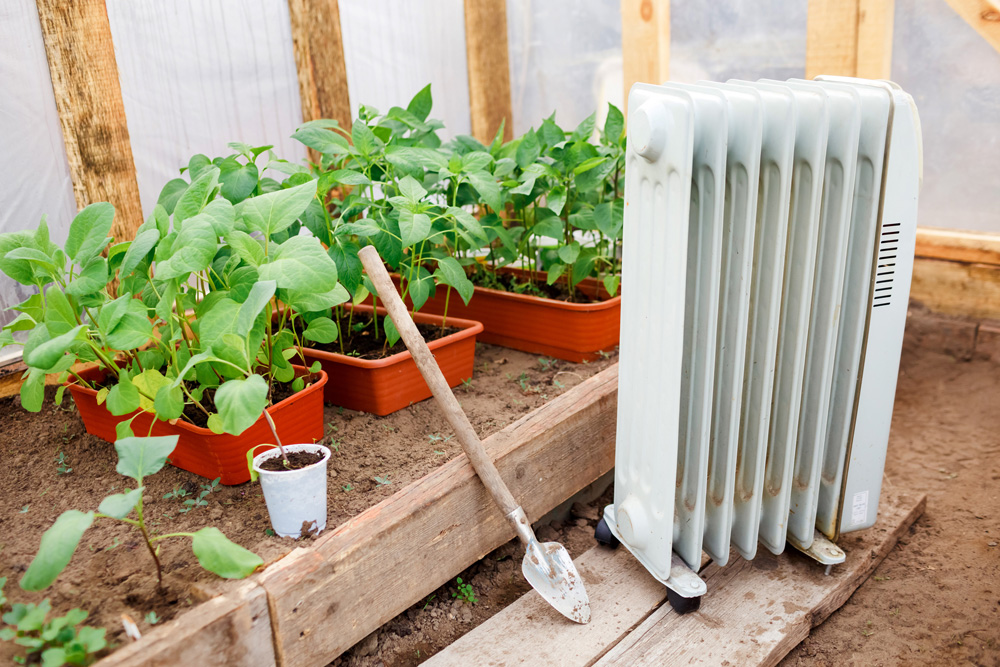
851, 490, 869, 525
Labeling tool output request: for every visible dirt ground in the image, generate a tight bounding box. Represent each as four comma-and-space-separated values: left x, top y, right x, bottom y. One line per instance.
0, 342, 616, 662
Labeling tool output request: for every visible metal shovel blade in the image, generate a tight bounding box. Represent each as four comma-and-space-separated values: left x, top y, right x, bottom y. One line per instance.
522, 538, 591, 624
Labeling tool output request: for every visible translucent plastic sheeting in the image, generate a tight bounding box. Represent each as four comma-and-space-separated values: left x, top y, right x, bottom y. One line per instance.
107, 0, 307, 218
670, 0, 807, 84
0, 1, 76, 332
506, 0, 624, 137
893, 0, 1000, 233
340, 0, 472, 138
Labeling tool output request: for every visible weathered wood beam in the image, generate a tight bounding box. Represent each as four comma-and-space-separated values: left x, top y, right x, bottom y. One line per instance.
942, 0, 1000, 55
806, 0, 861, 78
910, 257, 1000, 320
915, 227, 1000, 266
36, 0, 143, 242
856, 0, 895, 79
621, 0, 670, 110
286, 0, 352, 133
258, 364, 619, 666
464, 0, 514, 143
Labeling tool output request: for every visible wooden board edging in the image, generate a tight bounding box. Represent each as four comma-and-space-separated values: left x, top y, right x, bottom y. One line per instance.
258, 363, 619, 666
915, 227, 1000, 266
911, 257, 1000, 321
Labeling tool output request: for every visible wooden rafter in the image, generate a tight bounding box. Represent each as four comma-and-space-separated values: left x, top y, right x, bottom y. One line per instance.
621, 0, 670, 110
464, 0, 514, 143
287, 0, 352, 137
806, 0, 895, 79
942, 0, 1000, 55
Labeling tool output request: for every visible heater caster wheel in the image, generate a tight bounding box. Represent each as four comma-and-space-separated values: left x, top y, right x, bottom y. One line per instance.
666, 588, 701, 614
594, 518, 620, 548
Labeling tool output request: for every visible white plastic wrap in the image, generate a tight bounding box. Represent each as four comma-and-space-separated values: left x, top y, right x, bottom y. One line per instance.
0, 0, 76, 331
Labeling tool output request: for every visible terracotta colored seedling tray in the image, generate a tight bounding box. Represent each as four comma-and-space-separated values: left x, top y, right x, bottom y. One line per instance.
300, 304, 482, 416
413, 268, 621, 362
67, 365, 327, 485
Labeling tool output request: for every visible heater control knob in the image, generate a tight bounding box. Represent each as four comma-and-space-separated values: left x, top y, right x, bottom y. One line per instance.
629, 101, 668, 162
615, 494, 649, 548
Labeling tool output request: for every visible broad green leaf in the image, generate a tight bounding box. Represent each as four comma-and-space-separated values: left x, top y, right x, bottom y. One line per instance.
20, 511, 94, 591
131, 369, 171, 411
76, 625, 107, 653
604, 103, 625, 143
106, 374, 141, 416
235, 280, 275, 335
510, 175, 537, 196
546, 186, 567, 216
398, 175, 427, 203
119, 227, 160, 278
157, 179, 188, 216
0, 230, 39, 285
44, 285, 78, 328
384, 145, 448, 171
219, 158, 259, 203
115, 418, 135, 440
303, 317, 338, 344
97, 487, 144, 519
114, 435, 179, 481
461, 151, 493, 173
406, 266, 433, 311
154, 216, 218, 280
198, 298, 241, 351
20, 367, 45, 412
173, 167, 220, 226
65, 256, 108, 297
407, 83, 433, 121
547, 263, 566, 285
285, 283, 350, 313
603, 274, 620, 297
102, 298, 153, 351
190, 527, 263, 579
225, 230, 266, 268
446, 207, 487, 245
398, 210, 431, 247
570, 112, 597, 143
351, 121, 378, 157
187, 154, 213, 178
4, 247, 60, 279
324, 169, 370, 186
214, 375, 268, 435
558, 242, 581, 264
335, 218, 381, 238
292, 125, 351, 156
154, 384, 185, 420
573, 156, 607, 175
258, 236, 339, 292
466, 171, 503, 212
199, 198, 237, 237
65, 202, 114, 265
515, 128, 541, 168
571, 252, 597, 285
328, 241, 363, 295
434, 257, 474, 305
169, 352, 215, 388
237, 179, 317, 238
23, 324, 85, 370
574, 157, 616, 193
384, 316, 401, 347
594, 199, 625, 239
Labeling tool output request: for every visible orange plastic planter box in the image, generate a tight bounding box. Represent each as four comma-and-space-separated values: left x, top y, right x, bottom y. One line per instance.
300, 304, 482, 416
66, 365, 327, 485
412, 268, 621, 362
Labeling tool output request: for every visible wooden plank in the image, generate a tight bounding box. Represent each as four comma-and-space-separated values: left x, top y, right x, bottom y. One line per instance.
96, 581, 275, 667
287, 0, 352, 134
258, 364, 619, 666
36, 0, 143, 242
942, 0, 1000, 55
621, 0, 670, 109
806, 0, 860, 79
596, 491, 926, 666
911, 257, 1000, 320
915, 227, 1000, 266
856, 0, 895, 79
464, 0, 514, 144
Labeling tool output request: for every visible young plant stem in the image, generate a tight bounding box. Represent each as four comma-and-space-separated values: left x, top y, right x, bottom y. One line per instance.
262, 409, 289, 465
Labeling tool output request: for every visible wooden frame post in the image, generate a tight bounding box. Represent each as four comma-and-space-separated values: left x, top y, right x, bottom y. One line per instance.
806, 0, 895, 79
464, 0, 514, 144
621, 0, 670, 111
36, 0, 143, 242
287, 0, 352, 133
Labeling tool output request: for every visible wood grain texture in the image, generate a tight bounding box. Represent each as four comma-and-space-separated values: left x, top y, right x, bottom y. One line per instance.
95, 581, 275, 667
258, 364, 619, 666
942, 0, 1000, 55
856, 0, 895, 79
806, 0, 860, 78
621, 0, 670, 109
910, 257, 1000, 320
596, 491, 926, 667
915, 227, 1000, 266
287, 0, 352, 131
464, 0, 514, 143
36, 0, 143, 242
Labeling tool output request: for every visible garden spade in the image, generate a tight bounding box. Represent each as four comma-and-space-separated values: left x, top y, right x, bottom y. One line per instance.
358, 246, 592, 624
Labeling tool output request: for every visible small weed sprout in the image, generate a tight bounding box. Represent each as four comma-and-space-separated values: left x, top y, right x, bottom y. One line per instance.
144, 611, 160, 625
55, 452, 72, 476
341, 484, 354, 492
373, 476, 391, 486
461, 377, 474, 390
452, 577, 477, 604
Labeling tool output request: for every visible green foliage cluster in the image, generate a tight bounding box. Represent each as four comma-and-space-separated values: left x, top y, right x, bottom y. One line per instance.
0, 577, 106, 666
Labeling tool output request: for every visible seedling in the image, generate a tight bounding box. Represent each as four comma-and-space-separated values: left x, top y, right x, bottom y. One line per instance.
0, 577, 106, 666
18, 506, 29, 514
54, 451, 72, 475
421, 594, 436, 610
20, 435, 262, 593
861, 620, 875, 637
461, 377, 474, 390
452, 577, 477, 604
373, 475, 391, 486
144, 611, 160, 625
341, 484, 353, 492
537, 357, 555, 370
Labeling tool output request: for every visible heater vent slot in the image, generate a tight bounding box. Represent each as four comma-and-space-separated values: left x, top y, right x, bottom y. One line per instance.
873, 222, 899, 307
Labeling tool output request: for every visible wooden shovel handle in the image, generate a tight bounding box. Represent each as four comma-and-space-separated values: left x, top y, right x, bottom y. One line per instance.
358, 246, 519, 516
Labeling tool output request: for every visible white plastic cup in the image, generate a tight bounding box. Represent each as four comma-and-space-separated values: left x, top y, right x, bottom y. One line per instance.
252, 443, 331, 538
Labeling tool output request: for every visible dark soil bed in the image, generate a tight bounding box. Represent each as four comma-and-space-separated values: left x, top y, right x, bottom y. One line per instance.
302, 315, 460, 360
0, 343, 617, 663
470, 267, 610, 304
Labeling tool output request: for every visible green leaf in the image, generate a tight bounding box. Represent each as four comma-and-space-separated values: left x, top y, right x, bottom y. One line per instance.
190, 527, 263, 579
324, 169, 370, 186
604, 103, 624, 143
293, 125, 350, 156
594, 198, 624, 239
119, 227, 160, 278
285, 283, 350, 313
446, 207, 487, 245
23, 324, 85, 370
258, 236, 339, 293
237, 179, 317, 238
214, 375, 268, 435
384, 317, 401, 347
173, 167, 220, 226
154, 215, 218, 280
131, 369, 171, 412
461, 151, 493, 173
467, 171, 503, 212
547, 263, 566, 285
434, 257, 474, 304
225, 230, 266, 268
198, 298, 241, 351
603, 274, 620, 297
351, 122, 378, 157
115, 418, 135, 440
398, 175, 427, 203
570, 112, 597, 143
398, 210, 431, 247
157, 179, 189, 215
41, 647, 67, 667
154, 384, 185, 420
65, 202, 114, 265
115, 435, 178, 481
20, 367, 45, 412
235, 279, 274, 335
105, 374, 141, 416
199, 198, 237, 237
407, 83, 433, 121
328, 240, 363, 294
97, 487, 144, 519
515, 128, 541, 168
558, 242, 581, 264
546, 186, 567, 216
219, 158, 259, 203
20, 511, 94, 591
101, 297, 153, 351
309, 360, 322, 373
303, 317, 338, 344
188, 154, 213, 179
65, 256, 108, 297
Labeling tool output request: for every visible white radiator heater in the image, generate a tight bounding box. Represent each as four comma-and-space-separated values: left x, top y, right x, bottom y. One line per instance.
597, 76, 922, 611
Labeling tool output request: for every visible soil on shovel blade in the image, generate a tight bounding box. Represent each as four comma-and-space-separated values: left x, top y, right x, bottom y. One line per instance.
0, 343, 617, 662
